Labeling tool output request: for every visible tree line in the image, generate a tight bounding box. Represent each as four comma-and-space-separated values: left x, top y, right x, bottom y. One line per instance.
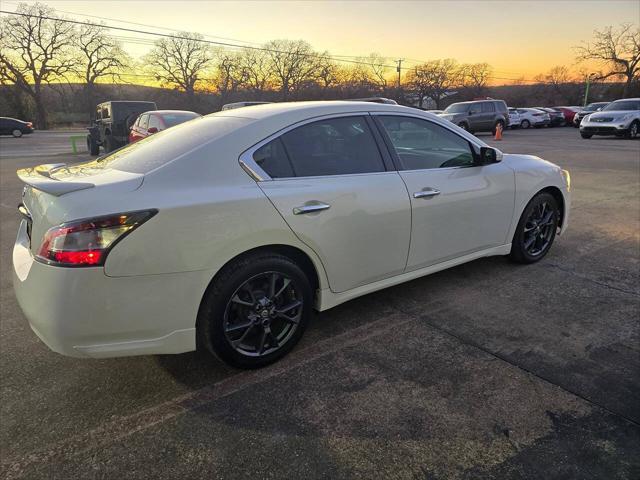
1, 2, 638, 128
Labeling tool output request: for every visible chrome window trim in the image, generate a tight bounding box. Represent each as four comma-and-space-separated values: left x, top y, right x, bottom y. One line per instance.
238, 111, 381, 182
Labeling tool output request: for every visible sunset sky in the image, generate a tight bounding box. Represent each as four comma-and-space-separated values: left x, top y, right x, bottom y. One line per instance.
3, 0, 638, 83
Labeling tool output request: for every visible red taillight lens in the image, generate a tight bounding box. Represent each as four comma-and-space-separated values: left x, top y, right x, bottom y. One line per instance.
26, 122, 33, 127
36, 210, 157, 267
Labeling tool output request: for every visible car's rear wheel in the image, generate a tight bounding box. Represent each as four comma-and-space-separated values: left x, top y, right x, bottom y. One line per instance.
198, 253, 312, 369
627, 120, 639, 139
510, 192, 559, 264
12, 129, 23, 138
580, 133, 592, 139
521, 119, 530, 129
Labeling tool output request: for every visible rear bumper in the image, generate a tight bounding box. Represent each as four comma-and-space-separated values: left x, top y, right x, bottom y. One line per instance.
12, 220, 211, 358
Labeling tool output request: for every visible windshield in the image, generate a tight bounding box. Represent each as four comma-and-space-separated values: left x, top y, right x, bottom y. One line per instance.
162, 112, 201, 127
584, 103, 605, 111
602, 100, 640, 112
443, 103, 470, 114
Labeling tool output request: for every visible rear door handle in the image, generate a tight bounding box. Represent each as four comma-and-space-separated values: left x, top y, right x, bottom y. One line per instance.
293, 202, 331, 215
413, 188, 441, 199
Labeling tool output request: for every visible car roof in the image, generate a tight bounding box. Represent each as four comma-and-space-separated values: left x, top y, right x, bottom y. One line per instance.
209, 100, 426, 121
151, 110, 201, 115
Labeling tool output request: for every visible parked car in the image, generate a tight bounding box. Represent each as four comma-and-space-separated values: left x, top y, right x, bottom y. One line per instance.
439, 99, 509, 133
553, 106, 580, 124
129, 110, 202, 144
573, 102, 609, 127
579, 98, 640, 139
508, 108, 521, 128
14, 101, 570, 368
513, 108, 550, 129
87, 101, 157, 155
534, 107, 565, 127
0, 117, 34, 137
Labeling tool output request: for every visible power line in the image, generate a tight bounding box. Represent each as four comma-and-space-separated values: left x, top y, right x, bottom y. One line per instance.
0, 9, 402, 70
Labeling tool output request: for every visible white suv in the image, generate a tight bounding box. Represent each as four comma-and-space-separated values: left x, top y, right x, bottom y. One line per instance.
14, 102, 570, 368
580, 98, 640, 139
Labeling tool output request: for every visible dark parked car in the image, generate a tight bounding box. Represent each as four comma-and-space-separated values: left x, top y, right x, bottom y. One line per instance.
0, 117, 34, 137
439, 99, 509, 134
535, 107, 565, 127
87, 101, 157, 155
573, 102, 609, 127
129, 110, 202, 144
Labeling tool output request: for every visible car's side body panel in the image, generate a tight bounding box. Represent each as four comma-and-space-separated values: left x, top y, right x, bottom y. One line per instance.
260, 172, 411, 293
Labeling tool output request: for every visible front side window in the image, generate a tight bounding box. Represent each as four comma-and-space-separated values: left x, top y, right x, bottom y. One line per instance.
148, 115, 162, 130
378, 116, 476, 170
279, 116, 385, 177
139, 114, 149, 129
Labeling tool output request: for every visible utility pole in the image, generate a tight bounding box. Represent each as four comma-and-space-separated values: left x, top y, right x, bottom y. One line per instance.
583, 73, 594, 106
396, 59, 403, 88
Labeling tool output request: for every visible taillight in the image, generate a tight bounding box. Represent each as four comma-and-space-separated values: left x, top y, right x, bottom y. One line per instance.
26, 122, 33, 127
36, 210, 157, 267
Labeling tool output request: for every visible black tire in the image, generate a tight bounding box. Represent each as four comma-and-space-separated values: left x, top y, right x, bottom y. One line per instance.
12, 129, 23, 138
458, 122, 469, 131
197, 253, 313, 369
510, 192, 559, 264
87, 135, 100, 156
626, 120, 639, 139
580, 133, 592, 139
521, 119, 530, 129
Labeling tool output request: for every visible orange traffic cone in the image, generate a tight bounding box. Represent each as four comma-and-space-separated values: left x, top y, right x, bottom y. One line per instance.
494, 123, 503, 141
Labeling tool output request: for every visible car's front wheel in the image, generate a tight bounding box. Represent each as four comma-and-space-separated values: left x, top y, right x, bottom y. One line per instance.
12, 129, 23, 138
580, 133, 592, 139
198, 253, 312, 368
521, 119, 530, 129
510, 192, 559, 264
626, 120, 639, 139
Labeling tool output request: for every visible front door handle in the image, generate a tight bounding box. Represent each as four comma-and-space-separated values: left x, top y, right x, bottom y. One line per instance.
413, 188, 441, 199
293, 202, 331, 215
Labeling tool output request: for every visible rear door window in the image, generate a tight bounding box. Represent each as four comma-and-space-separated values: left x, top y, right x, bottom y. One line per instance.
253, 138, 295, 178
279, 116, 385, 177
139, 114, 149, 129
482, 102, 495, 113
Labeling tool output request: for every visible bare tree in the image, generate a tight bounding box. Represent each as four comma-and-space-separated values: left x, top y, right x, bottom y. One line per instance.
406, 59, 461, 108
365, 53, 390, 92
76, 22, 129, 120
265, 39, 320, 99
461, 62, 493, 97
576, 24, 640, 97
211, 50, 248, 104
315, 54, 340, 92
0, 3, 77, 128
239, 48, 272, 95
145, 31, 212, 103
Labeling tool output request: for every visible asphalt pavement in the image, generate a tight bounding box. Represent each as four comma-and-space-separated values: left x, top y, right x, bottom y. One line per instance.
0, 127, 639, 479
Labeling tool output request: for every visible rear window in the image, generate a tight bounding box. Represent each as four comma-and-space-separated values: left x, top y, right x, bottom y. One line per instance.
89, 116, 250, 174
162, 112, 201, 127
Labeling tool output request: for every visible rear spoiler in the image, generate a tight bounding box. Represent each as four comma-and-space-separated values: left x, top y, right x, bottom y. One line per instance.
17, 163, 95, 196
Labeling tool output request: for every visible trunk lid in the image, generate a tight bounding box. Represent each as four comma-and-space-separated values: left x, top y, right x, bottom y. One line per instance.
18, 162, 144, 254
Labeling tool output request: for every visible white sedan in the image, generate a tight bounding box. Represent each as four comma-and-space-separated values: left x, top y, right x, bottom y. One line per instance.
13, 102, 571, 368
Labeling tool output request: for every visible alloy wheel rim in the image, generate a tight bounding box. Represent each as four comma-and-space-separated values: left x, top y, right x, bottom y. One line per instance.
223, 271, 302, 357
523, 201, 556, 256
632, 123, 638, 138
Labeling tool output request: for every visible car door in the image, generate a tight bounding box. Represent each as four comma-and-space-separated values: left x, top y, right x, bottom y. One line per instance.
374, 114, 515, 270
250, 114, 412, 293
480, 101, 496, 130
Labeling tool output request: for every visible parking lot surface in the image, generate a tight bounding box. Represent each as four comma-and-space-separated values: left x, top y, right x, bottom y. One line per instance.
0, 128, 639, 479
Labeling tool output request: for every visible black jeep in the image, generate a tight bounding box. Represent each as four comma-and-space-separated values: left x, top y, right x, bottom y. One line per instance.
87, 101, 157, 155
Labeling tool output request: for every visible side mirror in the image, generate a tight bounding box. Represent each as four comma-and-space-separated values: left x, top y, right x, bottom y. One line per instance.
478, 146, 503, 165
147, 127, 158, 134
